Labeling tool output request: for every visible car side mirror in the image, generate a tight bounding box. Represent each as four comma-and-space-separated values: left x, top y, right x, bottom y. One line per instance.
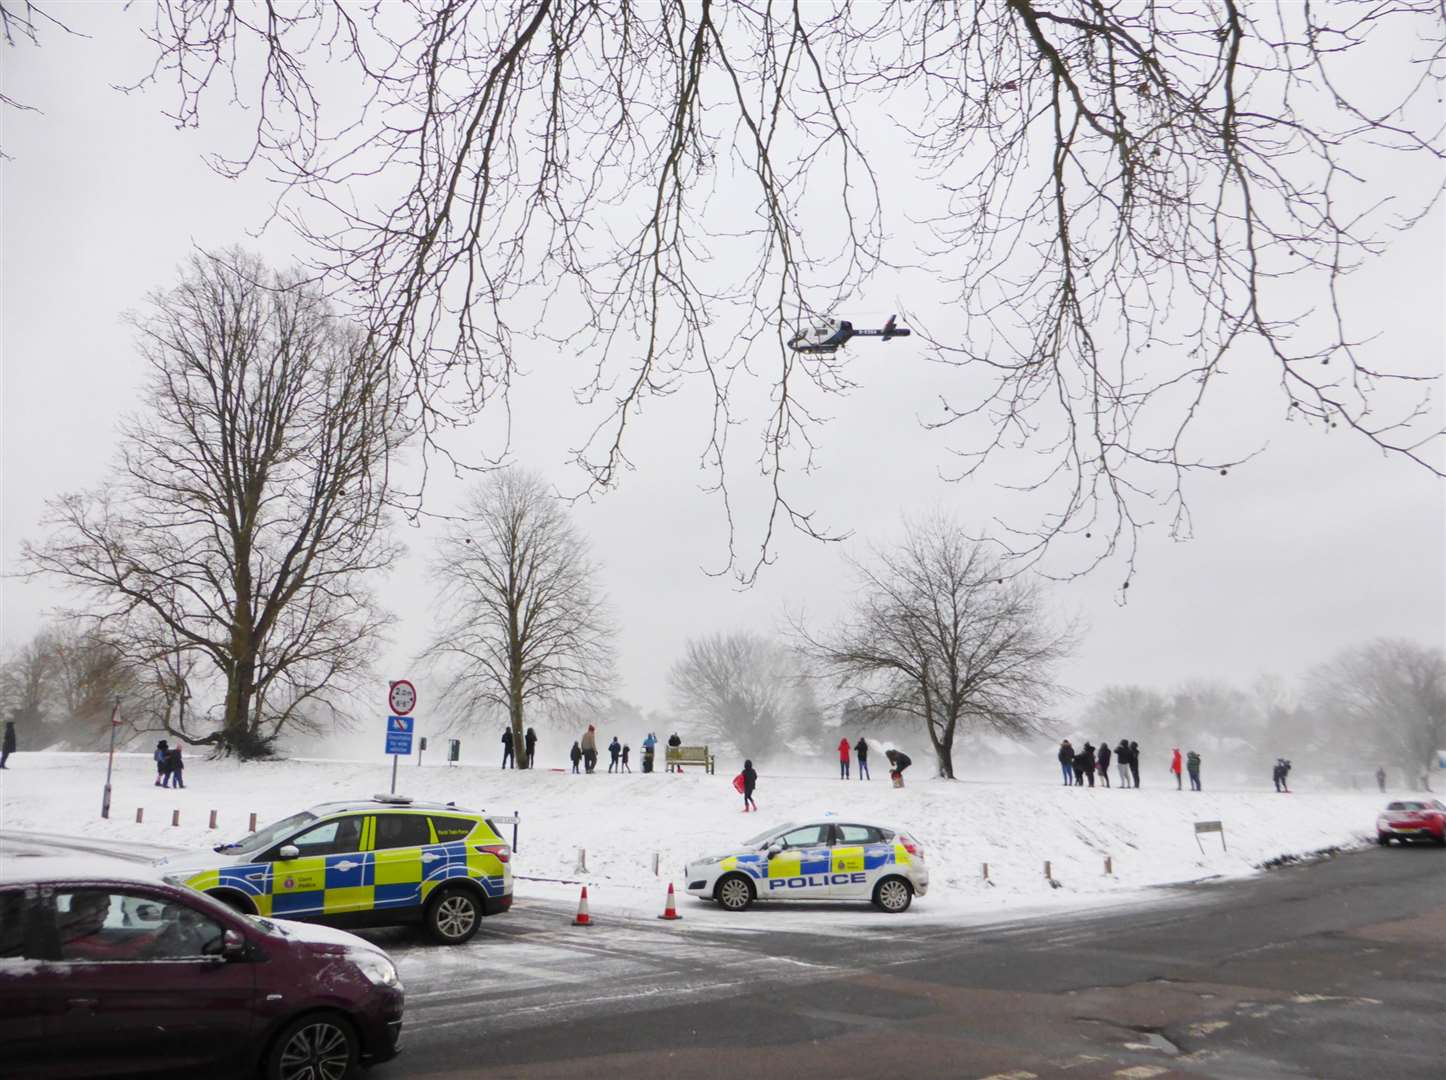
277, 844, 300, 861
767, 844, 783, 857
221, 928, 247, 961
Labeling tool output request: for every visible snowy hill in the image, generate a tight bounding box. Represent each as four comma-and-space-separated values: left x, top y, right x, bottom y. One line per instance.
0, 752, 1394, 923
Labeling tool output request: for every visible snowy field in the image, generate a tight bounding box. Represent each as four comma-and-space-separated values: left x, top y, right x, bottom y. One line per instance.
0, 751, 1392, 929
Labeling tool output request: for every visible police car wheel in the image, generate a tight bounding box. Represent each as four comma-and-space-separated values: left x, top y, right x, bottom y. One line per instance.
208, 889, 254, 916
873, 876, 912, 913
427, 886, 482, 944
715, 873, 755, 912
267, 1011, 358, 1080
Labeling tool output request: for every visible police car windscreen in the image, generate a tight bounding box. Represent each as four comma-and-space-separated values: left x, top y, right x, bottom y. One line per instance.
226, 810, 318, 855
743, 823, 795, 847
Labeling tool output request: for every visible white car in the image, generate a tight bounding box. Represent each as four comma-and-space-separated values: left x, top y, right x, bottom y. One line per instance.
684, 820, 929, 913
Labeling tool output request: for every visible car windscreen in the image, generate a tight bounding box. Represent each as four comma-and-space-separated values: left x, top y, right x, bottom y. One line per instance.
743, 823, 795, 847
1386, 802, 1425, 811
218, 810, 318, 856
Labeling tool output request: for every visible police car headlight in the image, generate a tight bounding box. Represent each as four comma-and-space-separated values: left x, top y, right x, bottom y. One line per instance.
351, 951, 401, 989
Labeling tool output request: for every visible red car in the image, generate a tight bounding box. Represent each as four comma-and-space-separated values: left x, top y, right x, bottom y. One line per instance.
1376, 799, 1446, 846
0, 862, 404, 1079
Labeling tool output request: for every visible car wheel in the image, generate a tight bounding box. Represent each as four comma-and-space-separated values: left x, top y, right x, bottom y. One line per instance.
266, 1012, 358, 1080
426, 885, 483, 945
873, 876, 913, 913
715, 873, 755, 912
207, 889, 255, 916
1377, 834, 1391, 846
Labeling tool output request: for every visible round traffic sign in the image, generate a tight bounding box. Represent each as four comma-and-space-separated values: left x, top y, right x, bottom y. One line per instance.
388, 680, 417, 716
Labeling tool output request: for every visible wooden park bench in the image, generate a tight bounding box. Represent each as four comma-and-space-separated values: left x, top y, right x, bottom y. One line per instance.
665, 745, 715, 774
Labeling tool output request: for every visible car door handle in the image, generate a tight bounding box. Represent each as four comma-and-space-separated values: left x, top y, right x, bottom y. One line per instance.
333, 861, 359, 871
420, 853, 440, 864
66, 998, 99, 1010
245, 873, 267, 882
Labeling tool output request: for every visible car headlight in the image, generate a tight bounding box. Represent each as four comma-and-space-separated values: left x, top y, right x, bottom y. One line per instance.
351, 951, 401, 989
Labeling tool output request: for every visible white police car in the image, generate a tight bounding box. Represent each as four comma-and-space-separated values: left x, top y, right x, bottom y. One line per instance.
684, 820, 928, 913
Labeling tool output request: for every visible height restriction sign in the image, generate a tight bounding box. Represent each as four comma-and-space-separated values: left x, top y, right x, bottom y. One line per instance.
388, 680, 417, 716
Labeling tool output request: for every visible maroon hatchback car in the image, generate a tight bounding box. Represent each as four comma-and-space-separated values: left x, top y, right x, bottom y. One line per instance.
0, 863, 404, 1079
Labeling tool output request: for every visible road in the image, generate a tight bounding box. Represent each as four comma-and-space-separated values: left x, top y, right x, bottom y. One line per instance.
372, 846, 1445, 1079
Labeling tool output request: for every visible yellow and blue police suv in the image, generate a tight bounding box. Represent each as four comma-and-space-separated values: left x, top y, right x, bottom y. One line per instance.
155, 796, 512, 944
684, 819, 929, 913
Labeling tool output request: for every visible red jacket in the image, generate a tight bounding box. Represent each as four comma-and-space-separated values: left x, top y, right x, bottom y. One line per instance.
1170, 750, 1182, 774
838, 738, 851, 761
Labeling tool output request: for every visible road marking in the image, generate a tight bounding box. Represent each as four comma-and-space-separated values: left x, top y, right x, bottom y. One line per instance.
977, 1072, 1038, 1080
1114, 1068, 1170, 1079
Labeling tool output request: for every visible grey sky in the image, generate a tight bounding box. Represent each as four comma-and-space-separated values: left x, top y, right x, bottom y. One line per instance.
2, 9, 1443, 738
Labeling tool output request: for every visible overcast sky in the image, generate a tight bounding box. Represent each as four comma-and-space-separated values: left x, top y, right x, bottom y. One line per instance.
2, 10, 1443, 747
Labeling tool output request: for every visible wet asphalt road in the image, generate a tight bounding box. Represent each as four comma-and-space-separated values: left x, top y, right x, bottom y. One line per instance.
379, 845, 1446, 1080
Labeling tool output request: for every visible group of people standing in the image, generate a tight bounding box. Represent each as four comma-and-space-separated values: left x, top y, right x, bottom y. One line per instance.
835, 737, 913, 786
153, 740, 186, 788
1059, 739, 1141, 788
499, 726, 539, 769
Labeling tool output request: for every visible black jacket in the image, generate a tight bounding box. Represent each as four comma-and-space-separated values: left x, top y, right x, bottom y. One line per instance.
667, 733, 682, 747
501, 729, 514, 747
1115, 741, 1131, 765
569, 743, 582, 763
854, 738, 868, 759
1081, 744, 1096, 773
1058, 743, 1074, 764
2, 726, 15, 753
889, 751, 912, 772
524, 730, 537, 750
608, 738, 621, 756
742, 764, 757, 795
1097, 745, 1111, 769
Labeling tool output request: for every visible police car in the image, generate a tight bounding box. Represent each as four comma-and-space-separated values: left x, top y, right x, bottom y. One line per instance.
684, 819, 928, 913
155, 795, 512, 944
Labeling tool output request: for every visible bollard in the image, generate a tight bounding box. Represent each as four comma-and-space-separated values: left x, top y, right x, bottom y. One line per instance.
652, 852, 660, 876
172, 810, 181, 827
135, 807, 144, 824
575, 848, 588, 873
982, 862, 989, 881
1104, 855, 1113, 875
249, 812, 258, 832
209, 810, 218, 830
1044, 860, 1052, 880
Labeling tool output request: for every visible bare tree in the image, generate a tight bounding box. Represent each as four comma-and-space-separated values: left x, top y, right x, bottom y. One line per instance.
668, 632, 802, 756
1304, 638, 1446, 782
424, 468, 614, 765
1080, 684, 1172, 743
109, 2, 1446, 583
799, 519, 1075, 778
23, 251, 399, 758
0, 630, 56, 740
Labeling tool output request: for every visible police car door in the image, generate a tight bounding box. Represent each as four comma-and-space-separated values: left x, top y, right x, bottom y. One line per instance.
831, 824, 888, 899
268, 815, 365, 918
370, 812, 435, 912
764, 824, 835, 899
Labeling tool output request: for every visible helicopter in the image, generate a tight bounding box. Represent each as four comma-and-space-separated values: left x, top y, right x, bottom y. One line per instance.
787, 314, 912, 354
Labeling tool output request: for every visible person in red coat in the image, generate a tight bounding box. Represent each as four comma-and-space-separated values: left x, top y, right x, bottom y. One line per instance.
837, 736, 851, 780
1170, 748, 1183, 790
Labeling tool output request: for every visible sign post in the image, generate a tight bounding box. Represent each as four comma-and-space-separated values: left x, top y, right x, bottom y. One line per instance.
100, 698, 121, 819
385, 680, 417, 795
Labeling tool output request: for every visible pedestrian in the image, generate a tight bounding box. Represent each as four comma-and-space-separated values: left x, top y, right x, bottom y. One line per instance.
1058, 739, 1075, 786
1071, 746, 1086, 787
837, 736, 851, 780
500, 727, 514, 769
1114, 739, 1132, 788
1081, 742, 1096, 788
608, 736, 622, 773
1129, 741, 1141, 787
0, 721, 15, 769
621, 743, 631, 773
168, 745, 185, 789
581, 724, 598, 773
666, 731, 682, 772
569, 741, 582, 774
741, 758, 758, 812
155, 739, 172, 787
1097, 741, 1111, 788
1170, 748, 1183, 790
524, 726, 537, 769
642, 731, 656, 773
1273, 758, 1292, 793
885, 748, 912, 787
855, 736, 870, 780
1375, 765, 1386, 793
1186, 750, 1201, 791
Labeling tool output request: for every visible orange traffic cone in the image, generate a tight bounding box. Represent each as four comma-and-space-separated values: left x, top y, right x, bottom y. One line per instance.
573, 885, 593, 926
658, 882, 683, 921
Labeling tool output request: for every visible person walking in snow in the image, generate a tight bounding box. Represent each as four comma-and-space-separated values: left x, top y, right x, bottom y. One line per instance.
1, 721, 15, 769
608, 736, 621, 773
167, 745, 186, 789
500, 727, 515, 769
837, 736, 851, 780
621, 743, 631, 773
1170, 748, 1183, 790
1375, 765, 1386, 793
666, 731, 682, 772
741, 759, 758, 812
855, 736, 870, 780
885, 749, 912, 787
1058, 739, 1075, 786
1129, 741, 1142, 788
1273, 758, 1292, 793
524, 727, 537, 769
569, 741, 582, 774
1097, 741, 1112, 788
1114, 739, 1132, 788
155, 739, 172, 787
1186, 750, 1201, 791
581, 725, 598, 773
1081, 742, 1096, 788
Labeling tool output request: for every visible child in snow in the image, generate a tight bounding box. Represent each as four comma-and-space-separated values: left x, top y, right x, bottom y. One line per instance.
608, 736, 621, 773
154, 740, 171, 787
741, 759, 758, 812
621, 743, 631, 773
168, 745, 185, 789
1170, 748, 1183, 790
569, 741, 582, 774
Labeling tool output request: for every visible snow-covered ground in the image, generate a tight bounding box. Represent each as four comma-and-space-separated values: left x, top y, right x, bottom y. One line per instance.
0, 751, 1389, 928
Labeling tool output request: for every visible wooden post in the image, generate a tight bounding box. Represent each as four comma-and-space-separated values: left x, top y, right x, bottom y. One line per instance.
135, 807, 144, 824
652, 852, 660, 876
249, 812, 258, 832
1044, 860, 1052, 880
575, 848, 588, 873
1105, 855, 1113, 875
171, 810, 180, 827
209, 810, 218, 829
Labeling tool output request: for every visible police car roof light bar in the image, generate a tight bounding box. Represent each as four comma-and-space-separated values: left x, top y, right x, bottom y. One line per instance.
372, 793, 414, 804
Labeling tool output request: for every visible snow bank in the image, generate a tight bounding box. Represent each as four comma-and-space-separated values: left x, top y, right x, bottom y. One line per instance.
0, 752, 1388, 922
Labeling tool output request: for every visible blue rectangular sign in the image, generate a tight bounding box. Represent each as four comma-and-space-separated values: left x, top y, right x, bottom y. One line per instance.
386, 715, 414, 755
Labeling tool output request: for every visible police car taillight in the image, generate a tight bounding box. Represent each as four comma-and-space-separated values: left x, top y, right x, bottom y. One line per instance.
901, 837, 923, 859
477, 844, 511, 863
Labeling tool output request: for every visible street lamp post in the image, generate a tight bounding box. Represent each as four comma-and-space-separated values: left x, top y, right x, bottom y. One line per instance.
100, 698, 121, 819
